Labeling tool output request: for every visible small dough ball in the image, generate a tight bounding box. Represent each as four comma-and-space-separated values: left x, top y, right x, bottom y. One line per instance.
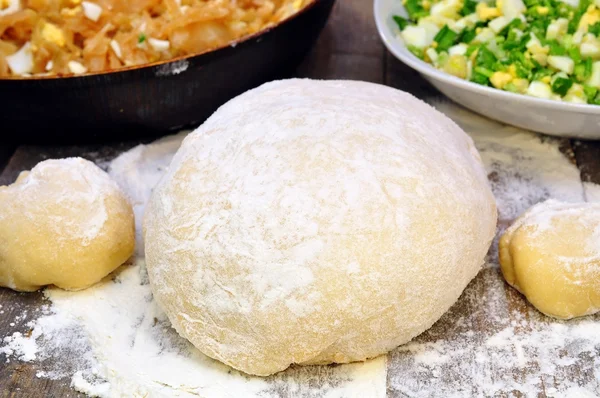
144, 79, 497, 376
0, 158, 135, 292
499, 199, 600, 319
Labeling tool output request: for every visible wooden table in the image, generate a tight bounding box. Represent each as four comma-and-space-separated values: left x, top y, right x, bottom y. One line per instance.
1, 1, 600, 396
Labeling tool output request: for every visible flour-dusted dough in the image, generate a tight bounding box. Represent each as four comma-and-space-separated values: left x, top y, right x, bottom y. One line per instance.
0, 158, 135, 292
500, 200, 600, 319
144, 79, 497, 376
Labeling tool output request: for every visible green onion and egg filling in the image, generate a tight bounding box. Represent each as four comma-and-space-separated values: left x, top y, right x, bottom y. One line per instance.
393, 0, 600, 104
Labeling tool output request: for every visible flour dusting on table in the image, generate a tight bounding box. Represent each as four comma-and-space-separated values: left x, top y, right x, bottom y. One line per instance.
1, 100, 599, 397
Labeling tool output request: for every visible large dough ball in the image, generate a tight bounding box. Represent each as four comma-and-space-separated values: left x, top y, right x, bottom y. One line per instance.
499, 199, 600, 319
144, 79, 497, 376
0, 158, 135, 292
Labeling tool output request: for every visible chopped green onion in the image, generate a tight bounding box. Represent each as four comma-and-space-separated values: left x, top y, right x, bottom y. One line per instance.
405, 0, 428, 21
460, 0, 477, 16
466, 43, 480, 56
393, 15, 409, 30
457, 27, 477, 44
568, 47, 581, 63
475, 46, 497, 69
551, 77, 573, 96
574, 63, 586, 81
584, 57, 593, 78
138, 33, 147, 44
434, 25, 458, 52
547, 40, 567, 56
474, 66, 494, 77
589, 22, 600, 36
504, 82, 519, 92
556, 2, 573, 17
584, 85, 598, 100
407, 45, 424, 59
499, 19, 525, 37
387, 0, 600, 104
568, 0, 592, 33
471, 72, 490, 85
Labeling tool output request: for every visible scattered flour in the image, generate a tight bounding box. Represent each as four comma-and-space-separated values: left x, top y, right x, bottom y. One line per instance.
584, 181, 600, 203
155, 60, 189, 77
385, 100, 599, 398
1, 99, 599, 397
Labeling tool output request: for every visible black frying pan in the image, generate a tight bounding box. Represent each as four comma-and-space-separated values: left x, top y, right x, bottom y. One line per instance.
0, 0, 335, 144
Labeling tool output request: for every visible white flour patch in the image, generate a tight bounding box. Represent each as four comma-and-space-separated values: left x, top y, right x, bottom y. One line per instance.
385, 100, 599, 398
584, 181, 600, 203
0, 132, 388, 398
155, 60, 189, 76
1, 99, 599, 397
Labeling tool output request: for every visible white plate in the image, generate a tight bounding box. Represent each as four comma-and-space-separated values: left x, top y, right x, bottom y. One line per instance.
374, 0, 600, 138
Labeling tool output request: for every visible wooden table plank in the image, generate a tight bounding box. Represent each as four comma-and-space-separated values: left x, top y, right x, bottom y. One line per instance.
384, 51, 439, 99
573, 140, 600, 185
324, 0, 384, 57
0, 141, 148, 186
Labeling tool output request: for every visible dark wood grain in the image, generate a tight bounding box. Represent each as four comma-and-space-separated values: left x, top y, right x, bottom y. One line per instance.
573, 140, 600, 185
0, 141, 150, 185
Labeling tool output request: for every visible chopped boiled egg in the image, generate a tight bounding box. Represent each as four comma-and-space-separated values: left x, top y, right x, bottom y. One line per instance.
82, 1, 102, 22
512, 78, 529, 93
0, 0, 20, 16
6, 42, 33, 75
547, 55, 575, 73
110, 40, 122, 59
61, 6, 81, 17
68, 60, 87, 74
473, 27, 495, 43
430, 0, 462, 19
563, 83, 587, 102
401, 26, 432, 48
587, 61, 600, 87
546, 18, 569, 40
527, 81, 553, 98
421, 14, 457, 29
578, 6, 600, 33
490, 71, 513, 88
448, 43, 468, 55
526, 33, 550, 63
536, 6, 550, 15
500, 0, 526, 19
418, 20, 441, 41
559, 0, 579, 7
148, 38, 170, 52
489, 16, 510, 33
42, 22, 66, 47
454, 14, 479, 30
441, 54, 468, 78
426, 47, 439, 63
580, 36, 600, 58
476, 2, 501, 21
